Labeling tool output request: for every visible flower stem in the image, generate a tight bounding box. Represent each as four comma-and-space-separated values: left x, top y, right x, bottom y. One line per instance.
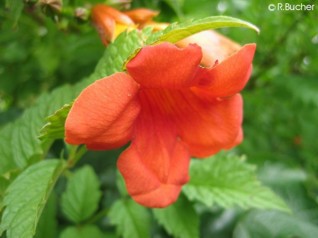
67, 145, 87, 168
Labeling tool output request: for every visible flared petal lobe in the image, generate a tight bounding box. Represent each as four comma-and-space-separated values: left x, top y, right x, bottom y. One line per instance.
194, 44, 256, 98
117, 91, 190, 208
65, 73, 140, 150
174, 93, 243, 157
126, 43, 202, 89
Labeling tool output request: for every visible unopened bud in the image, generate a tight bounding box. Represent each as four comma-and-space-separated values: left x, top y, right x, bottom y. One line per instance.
75, 7, 89, 21
39, 0, 62, 13
124, 8, 159, 24
91, 4, 135, 46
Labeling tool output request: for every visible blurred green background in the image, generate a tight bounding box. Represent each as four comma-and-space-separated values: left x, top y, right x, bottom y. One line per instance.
1, 0, 318, 237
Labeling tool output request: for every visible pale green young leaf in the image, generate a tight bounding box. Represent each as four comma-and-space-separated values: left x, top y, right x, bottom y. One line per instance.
39, 103, 72, 141
60, 225, 104, 238
183, 154, 290, 212
153, 195, 199, 238
146, 16, 259, 44
61, 165, 101, 223
0, 159, 65, 238
109, 199, 151, 238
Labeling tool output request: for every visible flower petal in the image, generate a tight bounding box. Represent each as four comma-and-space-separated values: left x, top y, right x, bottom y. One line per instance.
117, 92, 190, 208
194, 43, 256, 98
176, 30, 241, 67
175, 93, 243, 157
65, 72, 140, 150
126, 42, 202, 89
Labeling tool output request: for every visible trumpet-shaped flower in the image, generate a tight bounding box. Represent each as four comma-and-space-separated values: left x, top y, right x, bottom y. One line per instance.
65, 31, 256, 208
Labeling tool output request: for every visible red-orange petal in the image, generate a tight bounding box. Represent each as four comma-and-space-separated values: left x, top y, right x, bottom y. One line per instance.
194, 44, 256, 98
126, 43, 202, 89
65, 72, 140, 150
117, 93, 190, 208
175, 93, 243, 158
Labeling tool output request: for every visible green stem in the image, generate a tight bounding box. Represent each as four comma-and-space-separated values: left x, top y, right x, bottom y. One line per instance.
84, 207, 109, 225
67, 145, 87, 168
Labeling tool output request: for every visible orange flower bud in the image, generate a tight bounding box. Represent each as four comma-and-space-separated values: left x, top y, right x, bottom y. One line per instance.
91, 4, 135, 45
124, 8, 159, 24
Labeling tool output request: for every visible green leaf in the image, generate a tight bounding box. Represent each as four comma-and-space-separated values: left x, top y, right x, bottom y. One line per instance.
116, 171, 128, 197
0, 83, 86, 178
5, 0, 24, 26
61, 165, 101, 223
146, 16, 259, 44
183, 154, 290, 212
60, 225, 104, 238
162, 0, 184, 18
34, 192, 57, 238
0, 124, 20, 178
93, 30, 143, 80
0, 176, 11, 212
258, 163, 318, 222
153, 195, 199, 238
233, 210, 318, 238
39, 103, 72, 141
0, 159, 65, 238
109, 199, 151, 238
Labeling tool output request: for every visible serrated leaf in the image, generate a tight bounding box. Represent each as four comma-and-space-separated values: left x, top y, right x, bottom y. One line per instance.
0, 83, 86, 179
0, 159, 65, 238
153, 195, 199, 238
233, 210, 318, 238
39, 103, 72, 141
60, 225, 104, 238
183, 154, 290, 212
109, 199, 151, 238
93, 30, 143, 80
146, 16, 259, 44
61, 165, 101, 223
34, 192, 57, 238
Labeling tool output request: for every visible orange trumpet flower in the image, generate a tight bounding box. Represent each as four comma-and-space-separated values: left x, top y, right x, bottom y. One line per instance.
65, 31, 256, 208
